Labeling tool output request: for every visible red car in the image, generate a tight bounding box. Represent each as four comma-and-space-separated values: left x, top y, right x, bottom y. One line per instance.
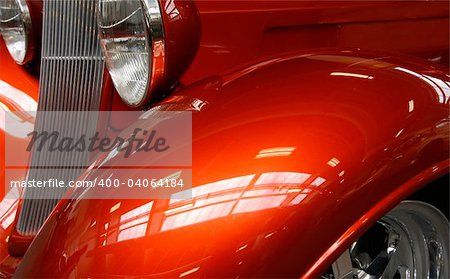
0, 0, 448, 278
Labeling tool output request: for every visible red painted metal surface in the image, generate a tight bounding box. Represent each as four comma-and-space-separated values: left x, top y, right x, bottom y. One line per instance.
0, 42, 38, 275
0, 0, 449, 277
12, 50, 450, 278
181, 0, 450, 84
110, 0, 450, 108
160, 0, 201, 95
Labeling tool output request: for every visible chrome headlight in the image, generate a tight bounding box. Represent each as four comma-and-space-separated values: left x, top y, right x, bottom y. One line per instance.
98, 0, 165, 107
0, 0, 32, 64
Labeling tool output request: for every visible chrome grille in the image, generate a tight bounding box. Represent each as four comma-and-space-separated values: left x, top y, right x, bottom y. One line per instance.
17, 0, 105, 235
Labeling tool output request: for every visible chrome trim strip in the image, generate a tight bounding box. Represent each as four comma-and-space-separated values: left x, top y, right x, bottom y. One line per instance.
16, 0, 33, 64
141, 0, 165, 95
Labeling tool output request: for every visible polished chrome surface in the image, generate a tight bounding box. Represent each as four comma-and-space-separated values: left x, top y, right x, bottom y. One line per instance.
0, 0, 33, 64
327, 201, 449, 279
97, 0, 165, 107
16, 0, 105, 236
98, 0, 151, 106
141, 0, 165, 92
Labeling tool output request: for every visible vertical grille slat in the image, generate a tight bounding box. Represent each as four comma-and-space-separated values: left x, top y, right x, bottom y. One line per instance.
17, 0, 105, 236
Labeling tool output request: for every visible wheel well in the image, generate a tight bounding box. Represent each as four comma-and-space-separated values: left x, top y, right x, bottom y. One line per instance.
407, 173, 449, 219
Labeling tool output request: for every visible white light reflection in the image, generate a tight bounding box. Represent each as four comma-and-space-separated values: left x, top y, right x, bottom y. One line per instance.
286, 188, 302, 193
327, 157, 340, 167
164, 0, 181, 20
290, 194, 307, 205
179, 267, 200, 278
408, 100, 414, 113
162, 172, 327, 232
162, 202, 235, 231
395, 67, 450, 104
117, 217, 148, 242
164, 203, 195, 215
255, 172, 310, 185
0, 81, 37, 138
330, 72, 374, 80
264, 232, 275, 239
425, 75, 450, 103
233, 195, 287, 214
169, 174, 255, 203
110, 202, 121, 213
236, 244, 248, 252
0, 189, 18, 230
255, 147, 295, 159
117, 201, 153, 242
311, 177, 326, 187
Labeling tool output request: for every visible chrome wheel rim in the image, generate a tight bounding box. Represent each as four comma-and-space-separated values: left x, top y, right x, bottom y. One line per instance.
326, 201, 449, 279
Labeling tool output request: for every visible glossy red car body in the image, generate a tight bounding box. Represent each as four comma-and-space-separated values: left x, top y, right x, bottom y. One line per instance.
0, 0, 449, 278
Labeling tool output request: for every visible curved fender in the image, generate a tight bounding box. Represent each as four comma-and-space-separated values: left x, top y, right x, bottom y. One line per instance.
14, 50, 449, 278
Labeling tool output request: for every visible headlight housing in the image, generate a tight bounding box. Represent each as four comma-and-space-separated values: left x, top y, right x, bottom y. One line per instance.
0, 0, 33, 65
98, 0, 201, 108
98, 0, 165, 107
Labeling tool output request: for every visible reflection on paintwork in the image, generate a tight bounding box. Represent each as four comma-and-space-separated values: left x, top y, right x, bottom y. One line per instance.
0, 80, 36, 138
161, 171, 326, 231
255, 147, 295, 159
408, 100, 414, 112
327, 157, 340, 167
101, 201, 154, 244
170, 174, 255, 201
233, 195, 287, 213
109, 202, 121, 213
311, 177, 326, 187
164, 0, 180, 20
290, 194, 307, 205
255, 172, 310, 185
94, 172, 326, 242
0, 81, 37, 111
330, 72, 374, 80
0, 188, 19, 230
223, 56, 287, 85
179, 266, 200, 278
307, 55, 393, 69
424, 74, 450, 104
395, 67, 450, 104
117, 202, 153, 242
162, 201, 234, 231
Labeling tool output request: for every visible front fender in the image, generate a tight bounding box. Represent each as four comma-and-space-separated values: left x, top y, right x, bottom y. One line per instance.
15, 50, 449, 278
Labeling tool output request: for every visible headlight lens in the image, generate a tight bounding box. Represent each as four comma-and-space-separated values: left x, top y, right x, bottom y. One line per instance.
0, 0, 32, 64
98, 0, 164, 107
